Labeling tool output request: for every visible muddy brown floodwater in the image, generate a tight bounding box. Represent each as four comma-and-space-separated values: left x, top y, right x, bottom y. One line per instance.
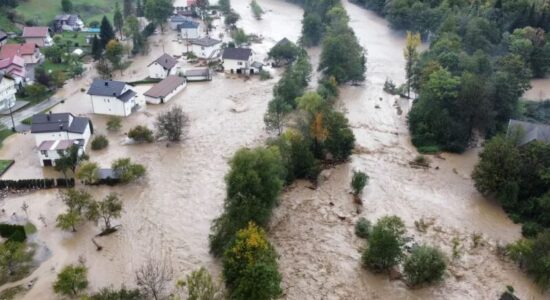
0, 0, 303, 299
270, 1, 548, 300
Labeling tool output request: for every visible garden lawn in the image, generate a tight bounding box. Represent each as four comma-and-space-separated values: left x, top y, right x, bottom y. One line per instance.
0, 129, 14, 148
15, 0, 121, 26
0, 14, 19, 33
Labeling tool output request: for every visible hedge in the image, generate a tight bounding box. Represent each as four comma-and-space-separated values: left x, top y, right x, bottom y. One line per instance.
0, 178, 75, 190
0, 224, 27, 242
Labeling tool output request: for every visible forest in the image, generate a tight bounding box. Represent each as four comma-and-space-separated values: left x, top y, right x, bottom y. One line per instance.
357, 0, 550, 152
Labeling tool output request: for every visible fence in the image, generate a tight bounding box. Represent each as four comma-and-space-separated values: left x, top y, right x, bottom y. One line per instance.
0, 178, 75, 190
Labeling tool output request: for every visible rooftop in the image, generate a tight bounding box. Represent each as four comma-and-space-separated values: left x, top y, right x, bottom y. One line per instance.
149, 53, 178, 70
144, 75, 186, 98
222, 48, 252, 61
185, 68, 210, 76
507, 119, 550, 146
0, 43, 38, 60
31, 112, 91, 134
22, 27, 50, 38
188, 37, 221, 47
177, 20, 200, 29
88, 79, 136, 102
38, 139, 80, 151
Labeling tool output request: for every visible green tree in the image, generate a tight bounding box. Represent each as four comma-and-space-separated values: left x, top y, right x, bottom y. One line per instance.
123, 0, 135, 17
155, 105, 188, 142
222, 222, 282, 300
351, 171, 368, 197
268, 39, 300, 66
100, 16, 116, 49
144, 0, 173, 33
404, 31, 421, 98
56, 210, 81, 232
114, 2, 124, 39
91, 135, 109, 150
178, 267, 223, 300
362, 215, 406, 272
96, 58, 113, 80
250, 0, 263, 20
55, 145, 88, 181
76, 161, 100, 184
323, 111, 355, 162
224, 11, 240, 27
524, 231, 550, 290
87, 193, 123, 231
128, 125, 154, 143
112, 158, 146, 183
107, 116, 122, 132
61, 0, 72, 12
53, 264, 88, 297
403, 245, 447, 286
301, 13, 322, 47
219, 0, 230, 14
264, 97, 291, 135
0, 241, 33, 277
60, 189, 93, 215
136, 0, 144, 17
105, 40, 124, 73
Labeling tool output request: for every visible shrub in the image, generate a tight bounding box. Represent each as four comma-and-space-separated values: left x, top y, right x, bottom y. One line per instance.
524, 231, 550, 290
128, 125, 154, 143
351, 171, 369, 196
403, 245, 447, 286
76, 162, 100, 185
0, 224, 27, 242
53, 264, 88, 297
259, 70, 271, 81
112, 158, 146, 183
106, 116, 122, 132
362, 215, 405, 272
355, 217, 371, 239
522, 222, 543, 238
91, 135, 109, 150
155, 106, 188, 142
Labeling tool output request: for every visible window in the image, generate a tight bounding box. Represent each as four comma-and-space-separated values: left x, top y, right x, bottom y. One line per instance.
40, 150, 48, 157
238, 62, 243, 66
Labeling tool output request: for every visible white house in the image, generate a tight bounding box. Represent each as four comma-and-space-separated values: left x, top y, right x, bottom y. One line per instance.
147, 54, 178, 79
53, 14, 85, 32
0, 74, 16, 111
144, 75, 186, 104
222, 48, 254, 74
187, 37, 221, 60
179, 20, 200, 39
30, 112, 93, 167
87, 79, 141, 117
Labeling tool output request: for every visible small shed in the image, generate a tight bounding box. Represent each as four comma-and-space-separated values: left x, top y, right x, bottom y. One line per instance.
144, 75, 187, 104
184, 68, 211, 81
507, 119, 550, 146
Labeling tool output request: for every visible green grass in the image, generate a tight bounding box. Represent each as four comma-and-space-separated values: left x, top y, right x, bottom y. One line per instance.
0, 129, 14, 148
54, 32, 90, 49
18, 89, 54, 105
15, 0, 122, 26
417, 145, 441, 154
0, 14, 19, 33
0, 285, 25, 300
0, 160, 14, 173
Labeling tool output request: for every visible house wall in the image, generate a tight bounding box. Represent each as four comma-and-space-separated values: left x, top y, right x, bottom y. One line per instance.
223, 57, 253, 73
0, 78, 16, 111
91, 95, 132, 117
25, 36, 52, 47
145, 81, 186, 104
190, 43, 220, 59
33, 125, 91, 149
38, 145, 85, 167
148, 63, 169, 79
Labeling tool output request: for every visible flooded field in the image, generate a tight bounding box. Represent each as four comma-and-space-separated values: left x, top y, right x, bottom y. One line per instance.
0, 0, 547, 299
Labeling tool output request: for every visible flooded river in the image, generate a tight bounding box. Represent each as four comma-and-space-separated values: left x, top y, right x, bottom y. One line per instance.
0, 0, 547, 299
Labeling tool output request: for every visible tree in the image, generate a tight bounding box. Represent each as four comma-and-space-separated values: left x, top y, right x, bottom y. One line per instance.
53, 264, 88, 297
91, 135, 109, 150
107, 116, 122, 131
96, 58, 113, 79
264, 97, 291, 135
323, 111, 355, 162
135, 258, 173, 300
524, 231, 550, 290
319, 24, 366, 83
128, 125, 154, 143
123, 0, 135, 17
222, 222, 282, 300
209, 147, 285, 256
177, 267, 223, 300
114, 2, 124, 39
87, 193, 123, 231
224, 11, 240, 28
404, 31, 421, 98
56, 211, 81, 232
155, 105, 188, 142
90, 286, 141, 300
301, 13, 322, 47
355, 217, 371, 239
112, 158, 146, 183
0, 241, 33, 277
76, 161, 100, 184
351, 171, 369, 197
105, 40, 124, 73
100, 16, 116, 49
55, 145, 88, 181
144, 0, 174, 33
362, 215, 406, 272
268, 39, 300, 66
51, 70, 66, 89
136, 0, 144, 17
250, 0, 263, 20
60, 189, 93, 215
403, 245, 447, 286
61, 0, 72, 12
219, 0, 230, 14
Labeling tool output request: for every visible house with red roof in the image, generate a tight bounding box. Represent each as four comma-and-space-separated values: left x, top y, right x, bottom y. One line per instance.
0, 43, 43, 64
22, 27, 53, 47
0, 56, 26, 84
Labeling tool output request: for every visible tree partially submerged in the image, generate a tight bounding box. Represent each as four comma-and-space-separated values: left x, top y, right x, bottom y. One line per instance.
112, 158, 146, 183
155, 105, 189, 142
53, 264, 88, 297
362, 215, 406, 272
87, 193, 123, 232
135, 257, 173, 300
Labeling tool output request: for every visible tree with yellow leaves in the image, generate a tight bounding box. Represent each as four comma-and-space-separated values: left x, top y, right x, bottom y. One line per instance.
222, 222, 282, 300
404, 31, 421, 98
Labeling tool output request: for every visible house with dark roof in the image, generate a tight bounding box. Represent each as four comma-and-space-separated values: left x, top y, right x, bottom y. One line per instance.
144, 75, 186, 104
22, 27, 53, 47
169, 15, 193, 30
507, 119, 550, 146
87, 79, 141, 117
0, 30, 7, 46
30, 112, 93, 166
147, 53, 178, 79
53, 14, 84, 32
178, 20, 200, 39
187, 37, 221, 59
222, 48, 254, 74
184, 68, 212, 81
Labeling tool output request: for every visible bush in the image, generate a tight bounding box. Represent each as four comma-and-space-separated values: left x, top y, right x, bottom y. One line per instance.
351, 171, 368, 196
403, 245, 447, 286
522, 222, 543, 238
53, 264, 88, 297
355, 217, 371, 239
128, 126, 154, 143
259, 70, 271, 81
524, 231, 550, 290
91, 135, 109, 150
106, 116, 122, 132
155, 106, 188, 142
112, 158, 146, 184
362, 216, 405, 272
0, 224, 27, 242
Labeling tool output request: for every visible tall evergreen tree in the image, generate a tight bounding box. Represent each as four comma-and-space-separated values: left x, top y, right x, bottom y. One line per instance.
136, 0, 144, 17
99, 16, 115, 49
114, 2, 124, 39
123, 0, 134, 17
144, 0, 173, 33
91, 35, 102, 60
